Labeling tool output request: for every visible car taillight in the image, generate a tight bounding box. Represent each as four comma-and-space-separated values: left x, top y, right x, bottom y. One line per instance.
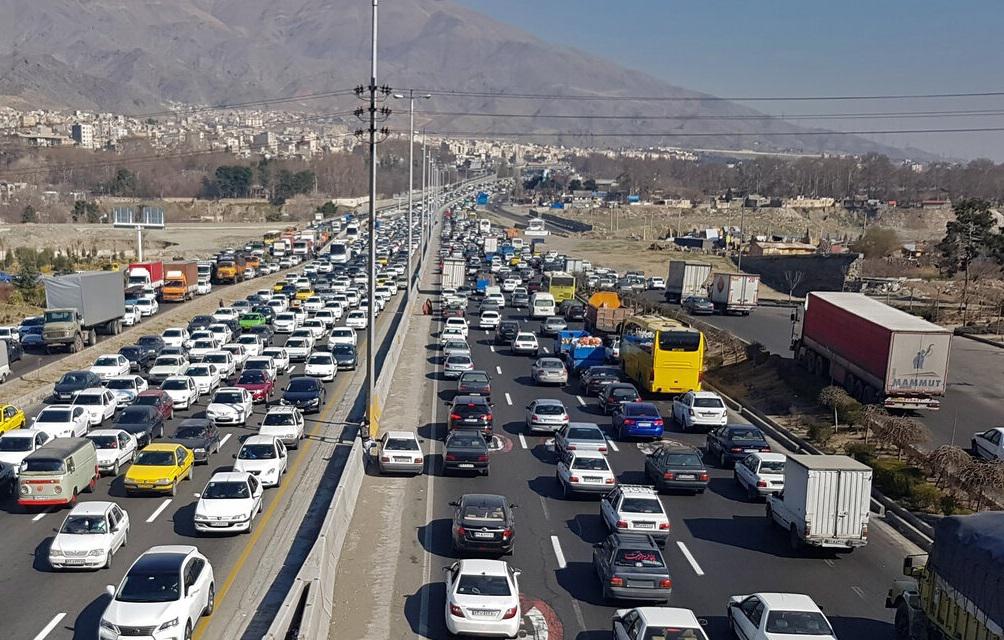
609, 576, 624, 587
862, 523, 868, 538
698, 472, 709, 482
477, 455, 488, 462
598, 446, 608, 453
562, 415, 568, 421
757, 480, 768, 488
616, 520, 628, 528
659, 578, 673, 589
567, 444, 576, 450
688, 408, 695, 417
502, 528, 513, 538
449, 413, 461, 421
445, 453, 457, 461
449, 604, 465, 618
760, 446, 771, 452
569, 475, 580, 483
623, 419, 635, 425
659, 522, 670, 530
485, 414, 493, 422
605, 477, 614, 484
415, 457, 424, 464
654, 419, 663, 426
380, 456, 390, 462
663, 472, 675, 480
502, 606, 518, 620
730, 447, 743, 453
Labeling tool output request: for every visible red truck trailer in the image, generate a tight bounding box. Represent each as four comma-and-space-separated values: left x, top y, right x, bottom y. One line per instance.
792, 291, 951, 410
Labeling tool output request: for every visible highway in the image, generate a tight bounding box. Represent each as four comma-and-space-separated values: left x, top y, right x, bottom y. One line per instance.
335, 259, 917, 639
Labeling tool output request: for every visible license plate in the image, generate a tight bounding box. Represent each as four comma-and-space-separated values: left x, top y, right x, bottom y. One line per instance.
210, 522, 230, 528
639, 422, 651, 427
458, 463, 474, 469
393, 457, 409, 463
634, 523, 654, 529
138, 484, 153, 489
473, 532, 494, 539
744, 449, 758, 453
470, 609, 499, 618
65, 559, 86, 566
584, 476, 602, 482
627, 580, 654, 588
677, 474, 695, 480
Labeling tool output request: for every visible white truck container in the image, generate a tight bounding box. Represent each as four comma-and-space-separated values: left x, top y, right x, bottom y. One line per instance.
708, 272, 760, 315
565, 258, 585, 274
272, 239, 289, 258
664, 260, 712, 303
441, 258, 467, 291
767, 454, 872, 552
483, 236, 499, 256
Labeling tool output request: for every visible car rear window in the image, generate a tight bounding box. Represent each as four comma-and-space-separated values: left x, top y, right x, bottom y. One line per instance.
728, 428, 764, 442
611, 387, 638, 399
456, 575, 510, 597
567, 427, 603, 440
614, 548, 665, 568
760, 460, 786, 473
535, 404, 564, 415
571, 457, 609, 471
385, 438, 419, 451
454, 404, 487, 417
625, 404, 658, 417
693, 397, 724, 409
620, 498, 663, 514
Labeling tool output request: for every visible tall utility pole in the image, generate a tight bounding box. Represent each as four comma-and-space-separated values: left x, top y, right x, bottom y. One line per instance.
736, 207, 746, 272
365, 0, 379, 439
421, 133, 428, 250
393, 90, 431, 296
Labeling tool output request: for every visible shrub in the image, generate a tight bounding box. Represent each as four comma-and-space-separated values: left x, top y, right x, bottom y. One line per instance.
872, 458, 925, 500
908, 483, 942, 511
807, 423, 834, 446
939, 494, 960, 515
845, 442, 877, 465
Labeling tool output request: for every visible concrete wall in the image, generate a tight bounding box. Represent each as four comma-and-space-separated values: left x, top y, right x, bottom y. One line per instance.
736, 253, 861, 297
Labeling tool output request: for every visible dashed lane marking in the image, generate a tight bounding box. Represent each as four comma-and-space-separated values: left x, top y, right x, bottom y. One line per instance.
146, 499, 172, 523
852, 586, 866, 599
490, 345, 495, 352
676, 541, 705, 576
496, 365, 502, 375
519, 434, 527, 449
550, 535, 567, 569
505, 392, 513, 406
575, 395, 586, 407
606, 438, 619, 452
31, 613, 66, 640
219, 433, 232, 448
32, 511, 50, 522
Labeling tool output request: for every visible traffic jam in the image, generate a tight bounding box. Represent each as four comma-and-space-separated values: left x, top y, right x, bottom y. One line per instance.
0, 210, 418, 640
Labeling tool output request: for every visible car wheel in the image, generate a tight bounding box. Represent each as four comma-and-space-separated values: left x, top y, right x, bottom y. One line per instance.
245, 515, 254, 535
205, 583, 215, 616
104, 550, 113, 570
719, 451, 728, 468
184, 621, 193, 640
112, 461, 120, 477
169, 482, 177, 497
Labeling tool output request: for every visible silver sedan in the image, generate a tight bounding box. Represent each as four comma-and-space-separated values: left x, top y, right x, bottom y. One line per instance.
525, 398, 569, 434
444, 354, 475, 379
531, 357, 568, 386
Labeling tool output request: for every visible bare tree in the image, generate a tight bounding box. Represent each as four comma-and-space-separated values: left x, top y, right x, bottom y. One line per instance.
959, 462, 1004, 511
925, 445, 972, 489
784, 270, 805, 302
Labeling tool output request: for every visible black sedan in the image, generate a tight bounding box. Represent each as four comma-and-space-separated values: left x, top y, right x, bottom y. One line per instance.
53, 370, 104, 403
644, 444, 709, 493
450, 493, 516, 555
563, 302, 585, 321
683, 296, 715, 315
136, 335, 166, 359
281, 376, 326, 413
494, 321, 520, 346
598, 383, 642, 415
1, 338, 22, 363
705, 424, 771, 467
188, 315, 215, 333
111, 405, 165, 447
580, 366, 622, 397
119, 345, 154, 372
456, 371, 492, 400
330, 344, 358, 370
169, 418, 222, 464
443, 429, 490, 476
248, 324, 275, 343
447, 395, 493, 435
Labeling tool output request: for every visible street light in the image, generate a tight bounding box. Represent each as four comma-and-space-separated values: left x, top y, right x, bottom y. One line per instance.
392, 90, 431, 298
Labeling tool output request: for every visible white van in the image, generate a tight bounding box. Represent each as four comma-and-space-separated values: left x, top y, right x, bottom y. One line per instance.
529, 292, 556, 319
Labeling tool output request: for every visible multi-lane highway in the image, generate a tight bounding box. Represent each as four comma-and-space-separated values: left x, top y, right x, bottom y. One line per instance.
333, 245, 918, 640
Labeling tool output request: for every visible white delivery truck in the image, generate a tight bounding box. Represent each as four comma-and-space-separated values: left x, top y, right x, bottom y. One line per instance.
766, 454, 872, 552
665, 260, 712, 303
441, 258, 467, 291
708, 272, 760, 315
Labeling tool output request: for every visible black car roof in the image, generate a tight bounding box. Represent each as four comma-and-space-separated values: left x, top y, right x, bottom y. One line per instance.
178, 418, 212, 428
610, 532, 659, 547
460, 493, 506, 507
452, 395, 490, 405
131, 551, 187, 574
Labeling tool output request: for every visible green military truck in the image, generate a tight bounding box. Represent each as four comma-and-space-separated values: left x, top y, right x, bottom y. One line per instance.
887, 512, 1004, 640
42, 271, 126, 353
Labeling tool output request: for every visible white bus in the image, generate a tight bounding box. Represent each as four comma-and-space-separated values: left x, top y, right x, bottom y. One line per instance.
529, 292, 556, 318
346, 222, 360, 238
330, 242, 351, 264
478, 219, 491, 234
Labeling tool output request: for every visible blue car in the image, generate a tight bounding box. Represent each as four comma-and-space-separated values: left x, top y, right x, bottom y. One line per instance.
612, 402, 665, 440
20, 325, 45, 349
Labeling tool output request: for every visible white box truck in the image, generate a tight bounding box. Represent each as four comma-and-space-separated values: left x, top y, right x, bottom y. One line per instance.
709, 272, 760, 315
665, 260, 712, 303
766, 454, 872, 552
441, 257, 467, 291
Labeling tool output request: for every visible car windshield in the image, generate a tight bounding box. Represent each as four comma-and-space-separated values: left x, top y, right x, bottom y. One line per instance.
760, 460, 786, 474
571, 457, 610, 471
203, 480, 249, 499
37, 409, 73, 422
385, 438, 418, 451
614, 548, 665, 568
136, 451, 175, 465
214, 392, 244, 404
88, 435, 119, 449
94, 357, 119, 367
534, 404, 564, 415
765, 611, 833, 635
239, 371, 267, 384
263, 413, 296, 426
117, 571, 180, 603
0, 436, 33, 452
59, 373, 90, 385
239, 444, 276, 459
193, 340, 215, 349
204, 354, 228, 365
727, 428, 764, 442
163, 330, 183, 337
456, 575, 511, 597
161, 379, 189, 390
567, 427, 604, 441
693, 397, 724, 409
621, 498, 663, 514
238, 335, 258, 343
287, 340, 307, 349
186, 367, 213, 377
106, 379, 136, 390
448, 433, 484, 448
23, 458, 65, 473
120, 347, 142, 358
175, 427, 208, 439
287, 379, 317, 392
74, 393, 105, 405
138, 337, 160, 347
61, 515, 108, 534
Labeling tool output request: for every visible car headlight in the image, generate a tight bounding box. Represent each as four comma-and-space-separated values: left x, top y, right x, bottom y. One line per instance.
158, 618, 179, 631
88, 548, 106, 557
155, 478, 173, 485
100, 620, 118, 632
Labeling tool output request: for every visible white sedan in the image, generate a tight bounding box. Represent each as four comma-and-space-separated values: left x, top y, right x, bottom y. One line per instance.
161, 327, 192, 350
972, 427, 1004, 462
261, 348, 290, 374
90, 354, 131, 381
146, 354, 191, 386
202, 351, 237, 380
345, 310, 369, 329
233, 435, 288, 487
86, 429, 138, 476
301, 319, 327, 340
122, 305, 142, 327
206, 387, 254, 425
671, 391, 728, 432
236, 334, 265, 357
183, 363, 223, 395
71, 388, 120, 426
0, 429, 52, 474
284, 338, 312, 362
188, 338, 221, 360
221, 343, 250, 368
104, 375, 149, 405
329, 327, 357, 347
259, 407, 305, 448
133, 297, 158, 317
160, 375, 201, 410
32, 406, 90, 439
734, 452, 787, 500
194, 471, 264, 535
440, 326, 466, 346
727, 592, 836, 640
444, 559, 522, 638
48, 501, 130, 570
304, 352, 337, 382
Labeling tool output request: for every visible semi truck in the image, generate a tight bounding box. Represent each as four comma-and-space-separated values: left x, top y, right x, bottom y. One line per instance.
887, 512, 1004, 640
441, 258, 467, 291
766, 454, 872, 552
584, 292, 635, 334
292, 238, 314, 259
161, 261, 199, 302
42, 271, 126, 353
708, 272, 759, 314
126, 261, 164, 297
792, 292, 952, 410
665, 260, 712, 303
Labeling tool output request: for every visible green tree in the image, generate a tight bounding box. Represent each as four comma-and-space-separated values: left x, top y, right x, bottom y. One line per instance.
206, 165, 253, 198
851, 227, 901, 258
72, 201, 102, 223
271, 170, 315, 205
937, 199, 1001, 276
568, 178, 583, 192
51, 254, 75, 274
316, 201, 338, 215
21, 205, 38, 223
105, 168, 139, 196
583, 178, 597, 191
12, 261, 40, 293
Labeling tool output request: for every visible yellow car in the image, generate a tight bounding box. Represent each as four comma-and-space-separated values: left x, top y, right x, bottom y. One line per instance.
124, 443, 194, 496
0, 404, 26, 433
273, 282, 286, 293
295, 289, 314, 301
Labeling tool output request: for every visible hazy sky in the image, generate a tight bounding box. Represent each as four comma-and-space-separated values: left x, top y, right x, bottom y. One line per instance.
456, 0, 1004, 161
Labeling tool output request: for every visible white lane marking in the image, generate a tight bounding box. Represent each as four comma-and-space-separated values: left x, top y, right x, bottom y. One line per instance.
504, 392, 513, 406
542, 346, 549, 353
676, 541, 705, 576
851, 586, 866, 599
519, 433, 527, 449
287, 366, 296, 374
575, 395, 586, 407
418, 315, 441, 639
32, 511, 49, 522
824, 559, 835, 568
146, 499, 173, 523
550, 535, 567, 569
219, 433, 232, 448
490, 345, 495, 352
538, 494, 551, 521
495, 365, 502, 375
31, 613, 66, 640
606, 438, 620, 452
485, 330, 490, 336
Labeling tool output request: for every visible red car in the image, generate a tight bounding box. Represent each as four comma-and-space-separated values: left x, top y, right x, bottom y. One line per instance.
132, 389, 175, 421
235, 369, 275, 403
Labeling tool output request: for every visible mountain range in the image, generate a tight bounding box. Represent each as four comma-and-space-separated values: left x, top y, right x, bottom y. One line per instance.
0, 0, 921, 157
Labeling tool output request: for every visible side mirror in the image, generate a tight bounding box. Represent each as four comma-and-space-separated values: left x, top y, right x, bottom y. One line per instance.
105, 585, 115, 597
448, 501, 459, 507
232, 453, 238, 459
510, 503, 518, 509
592, 543, 602, 549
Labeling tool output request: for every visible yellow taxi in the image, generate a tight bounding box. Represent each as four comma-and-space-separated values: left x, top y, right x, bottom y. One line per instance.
124, 443, 194, 496
273, 282, 287, 293
0, 404, 26, 433
294, 288, 314, 302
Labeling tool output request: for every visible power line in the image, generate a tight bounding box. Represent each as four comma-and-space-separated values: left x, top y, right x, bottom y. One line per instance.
90, 89, 359, 120
414, 108, 1004, 122
413, 126, 1004, 138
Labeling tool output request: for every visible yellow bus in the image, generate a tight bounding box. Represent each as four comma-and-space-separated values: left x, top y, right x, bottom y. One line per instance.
547, 271, 576, 303
263, 230, 281, 245
619, 314, 706, 395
